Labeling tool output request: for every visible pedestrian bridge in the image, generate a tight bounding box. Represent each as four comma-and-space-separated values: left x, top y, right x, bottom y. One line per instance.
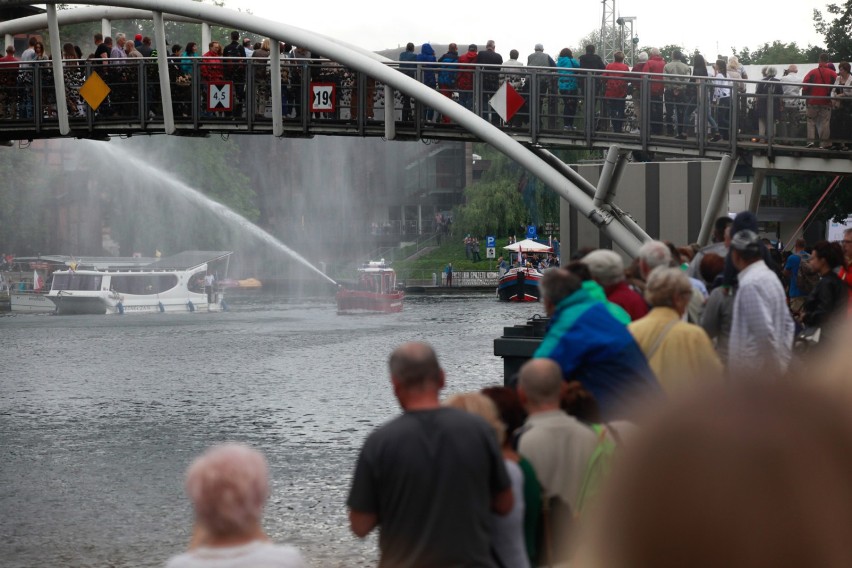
1, 0, 851, 256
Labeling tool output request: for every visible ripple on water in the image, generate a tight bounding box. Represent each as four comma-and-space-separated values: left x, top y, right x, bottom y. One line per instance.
0, 293, 543, 566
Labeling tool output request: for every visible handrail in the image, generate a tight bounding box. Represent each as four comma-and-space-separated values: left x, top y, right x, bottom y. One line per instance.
1, 57, 851, 158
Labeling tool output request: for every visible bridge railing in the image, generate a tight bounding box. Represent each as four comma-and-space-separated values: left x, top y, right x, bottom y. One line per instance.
0, 57, 850, 155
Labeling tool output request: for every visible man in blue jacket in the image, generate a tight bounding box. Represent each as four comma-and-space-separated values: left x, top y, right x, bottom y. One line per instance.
534, 267, 661, 419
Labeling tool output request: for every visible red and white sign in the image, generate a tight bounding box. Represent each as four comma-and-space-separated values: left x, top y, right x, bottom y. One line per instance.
33, 270, 43, 291
207, 81, 233, 112
489, 82, 525, 123
310, 82, 336, 113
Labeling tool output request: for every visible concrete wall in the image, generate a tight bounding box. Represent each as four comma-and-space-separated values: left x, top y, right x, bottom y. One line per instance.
561, 160, 727, 257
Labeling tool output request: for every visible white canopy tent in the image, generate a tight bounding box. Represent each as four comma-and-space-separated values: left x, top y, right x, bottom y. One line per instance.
503, 239, 552, 253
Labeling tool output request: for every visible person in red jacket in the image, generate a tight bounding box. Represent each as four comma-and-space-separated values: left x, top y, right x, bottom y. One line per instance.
841, 227, 852, 316
602, 51, 630, 132
456, 44, 478, 112
201, 41, 224, 115
802, 53, 838, 148
644, 47, 666, 135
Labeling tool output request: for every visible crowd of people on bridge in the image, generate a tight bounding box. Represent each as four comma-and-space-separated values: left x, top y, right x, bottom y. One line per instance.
164, 217, 851, 567
3, 30, 852, 147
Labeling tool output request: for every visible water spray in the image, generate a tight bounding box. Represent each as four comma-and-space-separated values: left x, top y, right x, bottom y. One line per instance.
95, 141, 338, 286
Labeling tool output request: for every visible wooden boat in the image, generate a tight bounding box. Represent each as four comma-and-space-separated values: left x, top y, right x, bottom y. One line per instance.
336, 260, 404, 314
497, 267, 542, 302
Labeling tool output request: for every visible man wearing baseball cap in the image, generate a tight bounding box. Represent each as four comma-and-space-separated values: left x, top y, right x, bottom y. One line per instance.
728, 229, 795, 376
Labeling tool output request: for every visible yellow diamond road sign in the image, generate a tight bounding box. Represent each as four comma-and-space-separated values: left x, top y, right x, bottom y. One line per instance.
79, 71, 111, 110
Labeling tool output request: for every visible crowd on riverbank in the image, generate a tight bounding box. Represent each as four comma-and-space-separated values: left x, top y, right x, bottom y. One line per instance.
163, 215, 851, 567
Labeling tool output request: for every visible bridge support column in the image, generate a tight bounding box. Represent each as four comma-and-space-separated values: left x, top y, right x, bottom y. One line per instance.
384, 85, 395, 140
748, 169, 766, 213
46, 5, 70, 135
270, 40, 283, 136
152, 11, 174, 134
201, 23, 211, 54
594, 145, 628, 207
532, 146, 651, 248
697, 154, 738, 246
101, 18, 110, 39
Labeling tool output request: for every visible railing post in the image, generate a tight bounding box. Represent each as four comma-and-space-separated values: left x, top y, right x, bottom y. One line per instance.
529, 68, 539, 142
152, 11, 174, 134
270, 40, 283, 136
473, 64, 481, 117
300, 60, 309, 134
767, 88, 775, 151
384, 84, 395, 140
730, 86, 739, 153
46, 4, 70, 135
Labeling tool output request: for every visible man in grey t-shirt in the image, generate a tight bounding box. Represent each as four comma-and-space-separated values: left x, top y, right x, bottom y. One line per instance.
347, 342, 512, 567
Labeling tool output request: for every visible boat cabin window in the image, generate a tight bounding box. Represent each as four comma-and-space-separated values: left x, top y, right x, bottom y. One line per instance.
188, 271, 205, 293
111, 274, 179, 295
51, 273, 103, 291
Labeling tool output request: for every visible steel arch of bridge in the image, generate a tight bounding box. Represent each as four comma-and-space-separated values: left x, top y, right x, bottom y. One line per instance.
0, 0, 651, 254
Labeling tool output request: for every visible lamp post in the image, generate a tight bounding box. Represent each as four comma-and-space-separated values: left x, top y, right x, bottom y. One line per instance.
616, 16, 637, 66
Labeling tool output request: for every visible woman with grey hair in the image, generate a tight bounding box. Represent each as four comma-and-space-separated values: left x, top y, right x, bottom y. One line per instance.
628, 267, 722, 394
755, 65, 783, 140
583, 249, 649, 320
165, 443, 304, 568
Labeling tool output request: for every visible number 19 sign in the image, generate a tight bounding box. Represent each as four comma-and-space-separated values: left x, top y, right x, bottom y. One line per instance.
310, 82, 336, 113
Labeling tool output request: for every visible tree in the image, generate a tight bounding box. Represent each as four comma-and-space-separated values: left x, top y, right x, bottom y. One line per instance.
814, 2, 852, 60
733, 41, 821, 65
776, 174, 852, 224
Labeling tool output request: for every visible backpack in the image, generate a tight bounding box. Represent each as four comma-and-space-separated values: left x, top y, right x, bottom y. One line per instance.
796, 253, 820, 295
575, 423, 622, 515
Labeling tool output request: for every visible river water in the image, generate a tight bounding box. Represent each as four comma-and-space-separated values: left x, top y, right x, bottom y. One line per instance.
0, 291, 541, 567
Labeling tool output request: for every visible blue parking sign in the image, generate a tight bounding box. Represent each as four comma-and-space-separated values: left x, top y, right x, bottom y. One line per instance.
526, 225, 537, 239
486, 236, 496, 248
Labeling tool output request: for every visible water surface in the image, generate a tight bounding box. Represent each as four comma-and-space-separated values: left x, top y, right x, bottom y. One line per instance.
0, 292, 541, 567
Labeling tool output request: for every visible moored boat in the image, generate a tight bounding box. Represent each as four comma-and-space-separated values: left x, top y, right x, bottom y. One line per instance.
47, 251, 232, 315
336, 260, 404, 314
497, 267, 542, 302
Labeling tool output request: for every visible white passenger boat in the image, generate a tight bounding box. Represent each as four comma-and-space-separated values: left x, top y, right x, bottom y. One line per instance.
47, 251, 232, 315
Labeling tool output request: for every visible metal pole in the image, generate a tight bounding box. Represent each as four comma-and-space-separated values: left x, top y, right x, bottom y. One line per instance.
384, 84, 395, 140
46, 4, 70, 135
201, 22, 211, 53
594, 145, 621, 207
152, 10, 174, 134
270, 39, 283, 136
748, 169, 765, 213
697, 154, 737, 246
4, 34, 12, 49
101, 18, 111, 39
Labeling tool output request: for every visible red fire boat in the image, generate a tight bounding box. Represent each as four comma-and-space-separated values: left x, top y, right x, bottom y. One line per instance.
336, 260, 404, 314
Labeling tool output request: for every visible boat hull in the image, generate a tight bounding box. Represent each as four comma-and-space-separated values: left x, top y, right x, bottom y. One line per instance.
336, 289, 404, 314
497, 270, 542, 302
10, 292, 56, 313
50, 293, 222, 315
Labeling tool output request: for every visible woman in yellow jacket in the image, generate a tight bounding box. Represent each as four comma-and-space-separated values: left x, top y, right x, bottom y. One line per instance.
628, 267, 723, 393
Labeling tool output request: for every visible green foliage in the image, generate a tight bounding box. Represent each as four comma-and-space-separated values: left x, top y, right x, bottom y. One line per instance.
776, 174, 852, 223
814, 2, 852, 60
732, 42, 822, 65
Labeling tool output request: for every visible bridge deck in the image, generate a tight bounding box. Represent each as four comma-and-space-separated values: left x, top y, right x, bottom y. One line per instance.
1, 58, 850, 166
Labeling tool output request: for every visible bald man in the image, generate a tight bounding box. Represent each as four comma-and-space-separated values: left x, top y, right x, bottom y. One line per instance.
517, 358, 598, 564
348, 342, 512, 567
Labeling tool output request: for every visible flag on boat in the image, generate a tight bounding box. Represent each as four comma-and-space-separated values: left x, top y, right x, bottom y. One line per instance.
488, 82, 525, 123
33, 270, 43, 291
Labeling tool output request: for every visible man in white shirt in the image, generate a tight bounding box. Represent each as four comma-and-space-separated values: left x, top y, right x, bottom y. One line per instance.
779, 64, 801, 138
728, 230, 795, 376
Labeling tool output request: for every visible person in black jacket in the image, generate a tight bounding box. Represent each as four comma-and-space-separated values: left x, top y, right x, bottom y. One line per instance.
801, 240, 848, 337
222, 31, 247, 117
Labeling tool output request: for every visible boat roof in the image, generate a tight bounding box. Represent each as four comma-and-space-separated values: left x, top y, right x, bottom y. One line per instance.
358, 260, 395, 273
51, 251, 233, 272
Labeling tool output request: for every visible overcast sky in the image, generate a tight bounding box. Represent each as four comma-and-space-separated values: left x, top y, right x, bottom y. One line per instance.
236, 0, 829, 59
